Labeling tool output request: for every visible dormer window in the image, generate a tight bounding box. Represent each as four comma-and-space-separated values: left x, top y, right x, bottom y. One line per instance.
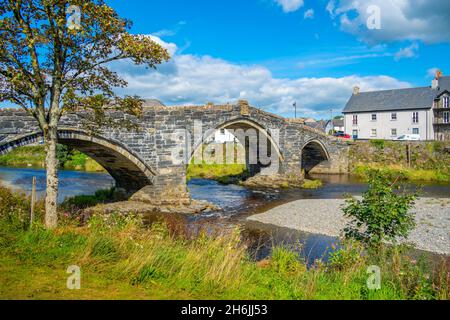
444, 96, 449, 108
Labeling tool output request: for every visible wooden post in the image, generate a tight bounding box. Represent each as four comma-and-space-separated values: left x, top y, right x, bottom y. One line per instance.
30, 176, 36, 228
406, 143, 411, 168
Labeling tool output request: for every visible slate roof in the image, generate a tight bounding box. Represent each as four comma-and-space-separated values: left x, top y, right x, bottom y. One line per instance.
305, 120, 328, 132
143, 99, 166, 107
332, 119, 344, 127
343, 76, 450, 113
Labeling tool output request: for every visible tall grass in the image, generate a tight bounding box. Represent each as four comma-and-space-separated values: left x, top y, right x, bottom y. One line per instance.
353, 164, 449, 182
0, 186, 448, 300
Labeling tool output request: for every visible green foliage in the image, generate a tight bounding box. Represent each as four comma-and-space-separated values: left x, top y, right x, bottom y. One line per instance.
0, 186, 448, 300
301, 179, 323, 189
343, 169, 417, 246
0, 145, 45, 168
60, 188, 126, 211
56, 145, 71, 168
0, 145, 104, 172
187, 163, 248, 183
370, 139, 385, 149
353, 164, 449, 182
349, 141, 450, 182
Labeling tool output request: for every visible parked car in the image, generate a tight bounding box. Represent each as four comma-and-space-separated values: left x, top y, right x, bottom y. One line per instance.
396, 134, 421, 141
333, 131, 351, 139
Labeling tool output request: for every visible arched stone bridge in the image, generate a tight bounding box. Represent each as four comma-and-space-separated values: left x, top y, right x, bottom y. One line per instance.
0, 101, 349, 204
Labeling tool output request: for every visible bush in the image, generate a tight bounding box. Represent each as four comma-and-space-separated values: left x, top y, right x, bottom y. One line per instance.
342, 169, 417, 247
370, 139, 385, 149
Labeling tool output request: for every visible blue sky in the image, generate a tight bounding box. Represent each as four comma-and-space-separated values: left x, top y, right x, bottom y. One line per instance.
105, 0, 450, 118
3, 0, 450, 118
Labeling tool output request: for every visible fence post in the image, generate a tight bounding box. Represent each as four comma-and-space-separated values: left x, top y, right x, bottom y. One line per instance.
30, 176, 36, 228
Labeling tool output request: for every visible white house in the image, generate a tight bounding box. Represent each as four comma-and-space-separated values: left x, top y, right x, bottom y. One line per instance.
206, 128, 236, 143
343, 74, 450, 140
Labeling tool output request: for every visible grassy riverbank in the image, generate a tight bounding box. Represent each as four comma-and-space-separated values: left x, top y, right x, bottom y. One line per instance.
0, 145, 104, 172
187, 162, 247, 183
353, 164, 449, 182
0, 186, 447, 300
349, 140, 450, 182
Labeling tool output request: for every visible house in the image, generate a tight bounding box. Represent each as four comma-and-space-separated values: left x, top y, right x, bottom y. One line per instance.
324, 118, 344, 134
343, 72, 450, 140
304, 119, 328, 132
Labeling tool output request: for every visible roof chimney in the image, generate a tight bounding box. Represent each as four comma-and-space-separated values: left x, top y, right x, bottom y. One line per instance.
353, 86, 360, 95
432, 69, 443, 90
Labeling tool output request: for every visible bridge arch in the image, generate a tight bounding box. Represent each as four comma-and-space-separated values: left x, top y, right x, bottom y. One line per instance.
301, 139, 330, 173
0, 129, 156, 192
189, 118, 284, 175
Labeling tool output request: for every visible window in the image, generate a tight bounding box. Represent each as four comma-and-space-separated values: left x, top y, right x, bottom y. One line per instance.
412, 112, 419, 123
371, 129, 377, 137
391, 113, 397, 120
220, 128, 225, 134
444, 111, 450, 124
371, 113, 377, 121
352, 115, 358, 125
352, 130, 358, 139
412, 128, 419, 135
391, 129, 397, 136
444, 96, 449, 108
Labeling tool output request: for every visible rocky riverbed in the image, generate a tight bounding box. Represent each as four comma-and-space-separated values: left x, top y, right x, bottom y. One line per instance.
247, 197, 450, 255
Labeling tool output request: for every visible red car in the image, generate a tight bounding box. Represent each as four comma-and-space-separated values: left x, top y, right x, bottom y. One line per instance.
333, 131, 351, 139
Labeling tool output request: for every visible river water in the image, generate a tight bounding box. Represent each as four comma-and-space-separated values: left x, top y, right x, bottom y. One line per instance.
1, 167, 448, 264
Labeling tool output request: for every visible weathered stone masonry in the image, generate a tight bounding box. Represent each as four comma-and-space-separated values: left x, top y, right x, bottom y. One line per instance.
0, 101, 349, 204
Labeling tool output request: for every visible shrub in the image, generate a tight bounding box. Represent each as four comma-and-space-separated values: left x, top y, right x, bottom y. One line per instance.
370, 139, 385, 150
342, 169, 417, 247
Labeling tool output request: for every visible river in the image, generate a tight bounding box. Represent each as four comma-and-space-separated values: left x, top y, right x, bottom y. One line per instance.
1, 167, 449, 264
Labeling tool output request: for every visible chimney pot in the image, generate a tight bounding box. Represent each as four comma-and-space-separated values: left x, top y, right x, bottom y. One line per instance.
353, 86, 360, 95
432, 69, 443, 89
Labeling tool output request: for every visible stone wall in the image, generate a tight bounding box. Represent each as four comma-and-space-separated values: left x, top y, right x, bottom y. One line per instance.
348, 140, 450, 171
0, 102, 349, 202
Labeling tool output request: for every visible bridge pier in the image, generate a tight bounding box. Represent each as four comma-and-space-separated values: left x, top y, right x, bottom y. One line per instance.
130, 167, 191, 206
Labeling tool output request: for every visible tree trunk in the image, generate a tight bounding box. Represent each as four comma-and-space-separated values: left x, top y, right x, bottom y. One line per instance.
44, 127, 59, 228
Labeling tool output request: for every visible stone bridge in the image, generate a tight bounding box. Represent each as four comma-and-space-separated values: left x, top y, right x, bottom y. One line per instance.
0, 100, 349, 205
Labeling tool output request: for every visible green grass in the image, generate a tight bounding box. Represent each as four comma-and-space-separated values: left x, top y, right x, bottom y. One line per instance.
187, 163, 247, 183
0, 186, 447, 300
353, 164, 449, 182
0, 145, 46, 168
0, 145, 104, 172
301, 179, 323, 189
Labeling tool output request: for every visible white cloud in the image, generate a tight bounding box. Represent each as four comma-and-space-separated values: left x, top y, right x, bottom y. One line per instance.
152, 21, 186, 38
327, 0, 450, 44
326, 1, 336, 17
274, 0, 304, 13
111, 36, 411, 117
394, 43, 419, 61
304, 9, 314, 19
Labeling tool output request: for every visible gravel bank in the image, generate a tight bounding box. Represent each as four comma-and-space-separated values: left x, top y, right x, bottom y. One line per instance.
247, 197, 450, 255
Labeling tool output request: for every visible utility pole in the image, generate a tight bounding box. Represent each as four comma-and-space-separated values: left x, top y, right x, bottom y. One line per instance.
293, 102, 297, 119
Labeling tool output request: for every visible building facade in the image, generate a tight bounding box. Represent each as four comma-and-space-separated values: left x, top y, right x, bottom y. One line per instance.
343, 74, 450, 140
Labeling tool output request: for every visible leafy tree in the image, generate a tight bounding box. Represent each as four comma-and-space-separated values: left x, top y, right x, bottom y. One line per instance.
342, 170, 417, 247
0, 0, 170, 228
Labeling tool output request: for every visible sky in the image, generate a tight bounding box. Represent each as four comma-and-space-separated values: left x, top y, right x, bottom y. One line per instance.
4, 0, 450, 118
105, 0, 450, 118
